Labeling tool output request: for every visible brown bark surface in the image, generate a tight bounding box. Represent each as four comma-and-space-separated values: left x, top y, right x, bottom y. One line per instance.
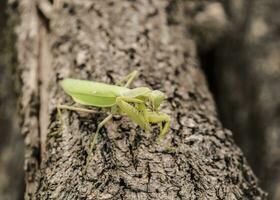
17, 0, 266, 199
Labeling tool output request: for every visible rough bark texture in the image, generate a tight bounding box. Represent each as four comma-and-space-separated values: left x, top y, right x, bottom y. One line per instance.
17, 0, 266, 199
0, 0, 25, 199
198, 0, 280, 199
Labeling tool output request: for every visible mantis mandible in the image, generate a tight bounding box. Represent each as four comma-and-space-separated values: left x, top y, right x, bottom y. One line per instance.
57, 70, 171, 155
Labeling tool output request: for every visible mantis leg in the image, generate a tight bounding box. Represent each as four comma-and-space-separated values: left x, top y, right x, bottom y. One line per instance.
137, 103, 149, 124
116, 97, 150, 131
56, 104, 98, 129
85, 114, 112, 170
116, 70, 138, 88
147, 112, 171, 139
89, 114, 113, 153
57, 104, 98, 114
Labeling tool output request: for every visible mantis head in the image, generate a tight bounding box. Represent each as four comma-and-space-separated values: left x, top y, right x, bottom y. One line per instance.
149, 90, 165, 110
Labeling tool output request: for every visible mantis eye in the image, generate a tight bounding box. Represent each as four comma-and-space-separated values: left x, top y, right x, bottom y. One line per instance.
150, 90, 165, 110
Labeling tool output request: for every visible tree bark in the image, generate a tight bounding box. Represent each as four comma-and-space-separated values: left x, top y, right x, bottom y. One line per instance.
17, 0, 266, 199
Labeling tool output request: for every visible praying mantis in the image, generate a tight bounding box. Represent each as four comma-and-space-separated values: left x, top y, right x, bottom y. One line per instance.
57, 70, 171, 154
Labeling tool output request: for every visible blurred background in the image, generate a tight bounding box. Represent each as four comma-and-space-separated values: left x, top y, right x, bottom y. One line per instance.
0, 0, 25, 199
0, 0, 280, 199
197, 0, 280, 199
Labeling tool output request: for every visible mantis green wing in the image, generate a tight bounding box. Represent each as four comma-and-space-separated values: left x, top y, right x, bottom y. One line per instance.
60, 79, 130, 107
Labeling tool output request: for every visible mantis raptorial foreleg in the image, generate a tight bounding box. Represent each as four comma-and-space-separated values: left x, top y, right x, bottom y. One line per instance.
116, 97, 170, 139
116, 97, 150, 131
136, 103, 149, 123
146, 112, 171, 139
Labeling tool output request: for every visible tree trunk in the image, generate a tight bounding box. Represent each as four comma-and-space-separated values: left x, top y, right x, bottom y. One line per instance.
17, 0, 266, 199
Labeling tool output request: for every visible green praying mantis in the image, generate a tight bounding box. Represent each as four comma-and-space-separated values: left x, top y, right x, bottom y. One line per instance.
57, 70, 171, 154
